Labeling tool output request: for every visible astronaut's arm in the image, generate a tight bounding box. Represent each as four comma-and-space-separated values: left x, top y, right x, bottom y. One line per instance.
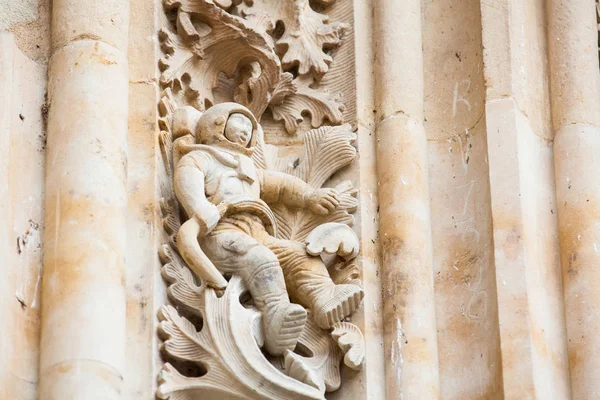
174, 164, 221, 234
258, 169, 340, 215
258, 169, 308, 207
174, 162, 228, 290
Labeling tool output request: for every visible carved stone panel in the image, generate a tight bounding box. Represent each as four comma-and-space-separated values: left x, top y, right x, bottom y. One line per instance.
155, 1, 364, 398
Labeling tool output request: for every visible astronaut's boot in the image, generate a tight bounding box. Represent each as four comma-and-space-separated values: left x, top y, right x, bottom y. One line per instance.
310, 283, 364, 329
246, 260, 307, 356
288, 258, 364, 330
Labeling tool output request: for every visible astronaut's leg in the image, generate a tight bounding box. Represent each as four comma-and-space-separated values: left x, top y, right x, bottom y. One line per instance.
265, 238, 364, 330
202, 229, 307, 355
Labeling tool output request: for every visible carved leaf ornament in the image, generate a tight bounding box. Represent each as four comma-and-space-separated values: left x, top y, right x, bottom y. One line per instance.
158, 0, 346, 134
156, 0, 365, 399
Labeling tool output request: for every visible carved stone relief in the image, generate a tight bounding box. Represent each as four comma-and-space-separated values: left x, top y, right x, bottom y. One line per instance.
158, 0, 348, 135
155, 1, 364, 399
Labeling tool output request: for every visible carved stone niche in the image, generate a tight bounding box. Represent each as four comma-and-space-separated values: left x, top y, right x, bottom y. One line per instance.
155, 1, 364, 399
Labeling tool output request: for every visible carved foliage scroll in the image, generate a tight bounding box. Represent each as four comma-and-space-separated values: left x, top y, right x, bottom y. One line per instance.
158, 0, 347, 134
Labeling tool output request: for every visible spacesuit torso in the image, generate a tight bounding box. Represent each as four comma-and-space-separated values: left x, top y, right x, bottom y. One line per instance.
179, 146, 260, 201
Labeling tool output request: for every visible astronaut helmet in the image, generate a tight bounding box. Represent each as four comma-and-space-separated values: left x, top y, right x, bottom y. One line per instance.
195, 102, 260, 156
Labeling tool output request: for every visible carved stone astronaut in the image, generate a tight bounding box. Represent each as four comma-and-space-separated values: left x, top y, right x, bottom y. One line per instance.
174, 103, 363, 356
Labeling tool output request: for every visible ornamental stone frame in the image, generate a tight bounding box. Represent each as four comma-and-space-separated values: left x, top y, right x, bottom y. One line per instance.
154, 2, 367, 397
2, 0, 600, 399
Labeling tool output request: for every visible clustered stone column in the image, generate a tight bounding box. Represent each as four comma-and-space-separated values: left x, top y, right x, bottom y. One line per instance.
480, 0, 572, 397
548, 0, 600, 398
374, 0, 440, 399
39, 0, 130, 398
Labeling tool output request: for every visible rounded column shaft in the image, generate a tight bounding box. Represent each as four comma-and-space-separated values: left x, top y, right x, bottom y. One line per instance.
547, 0, 600, 398
39, 2, 129, 399
374, 0, 440, 398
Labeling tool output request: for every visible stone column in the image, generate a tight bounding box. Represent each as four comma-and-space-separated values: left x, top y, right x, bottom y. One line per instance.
39, 1, 129, 399
547, 0, 600, 398
481, 0, 571, 398
373, 1, 440, 399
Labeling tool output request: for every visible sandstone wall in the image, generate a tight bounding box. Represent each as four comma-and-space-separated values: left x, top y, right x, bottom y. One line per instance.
1, 0, 599, 399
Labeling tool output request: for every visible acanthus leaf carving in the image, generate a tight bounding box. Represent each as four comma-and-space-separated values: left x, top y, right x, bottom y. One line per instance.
269, 76, 345, 134
157, 272, 325, 400
332, 322, 366, 371
264, 124, 358, 242
159, 0, 349, 135
238, 0, 348, 77
159, 0, 282, 118
306, 222, 360, 260
283, 317, 343, 393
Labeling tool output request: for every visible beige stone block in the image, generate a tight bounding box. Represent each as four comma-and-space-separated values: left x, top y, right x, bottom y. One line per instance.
422, 1, 499, 395
51, 0, 130, 53
40, 360, 122, 400
127, 0, 158, 84
123, 1, 161, 398
124, 81, 159, 399
423, 0, 485, 141
0, 32, 46, 400
547, 1, 600, 397
45, 42, 128, 199
480, 0, 552, 140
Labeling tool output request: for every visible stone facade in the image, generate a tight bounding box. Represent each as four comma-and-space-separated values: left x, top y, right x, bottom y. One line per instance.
1, 0, 600, 399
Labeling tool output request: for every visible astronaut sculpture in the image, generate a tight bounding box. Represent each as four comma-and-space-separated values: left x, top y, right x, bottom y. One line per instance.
173, 103, 364, 356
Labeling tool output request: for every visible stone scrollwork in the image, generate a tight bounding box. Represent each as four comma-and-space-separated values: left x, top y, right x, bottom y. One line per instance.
156, 1, 364, 399
158, 0, 346, 134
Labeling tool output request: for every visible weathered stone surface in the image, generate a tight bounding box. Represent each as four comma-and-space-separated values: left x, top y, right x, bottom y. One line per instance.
3, 0, 600, 398
0, 32, 46, 400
